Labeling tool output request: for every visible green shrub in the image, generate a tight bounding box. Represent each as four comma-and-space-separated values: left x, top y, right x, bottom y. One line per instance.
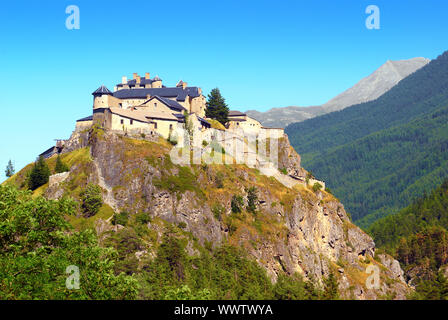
80, 184, 103, 217
55, 155, 69, 173
112, 211, 129, 226
246, 187, 258, 213
231, 195, 244, 213
312, 182, 323, 192
135, 212, 151, 225
212, 203, 225, 221
178, 222, 187, 229
215, 171, 224, 188
279, 168, 287, 175
29, 156, 51, 190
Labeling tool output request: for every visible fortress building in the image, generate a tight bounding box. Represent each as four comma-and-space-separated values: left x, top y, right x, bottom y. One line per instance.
89, 73, 208, 139
74, 72, 283, 142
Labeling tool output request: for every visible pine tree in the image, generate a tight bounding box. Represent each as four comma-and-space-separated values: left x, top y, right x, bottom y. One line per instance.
246, 187, 258, 213
29, 156, 51, 190
5, 160, 14, 178
205, 88, 229, 125
322, 272, 340, 300
55, 155, 69, 173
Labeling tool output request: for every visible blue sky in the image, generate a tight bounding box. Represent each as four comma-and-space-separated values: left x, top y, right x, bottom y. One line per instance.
0, 0, 447, 181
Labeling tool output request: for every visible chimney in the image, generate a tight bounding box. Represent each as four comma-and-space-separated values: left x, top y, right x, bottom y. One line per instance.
121, 76, 127, 84
133, 73, 138, 79
145, 72, 150, 79
182, 82, 188, 89
136, 76, 141, 84
146, 94, 151, 100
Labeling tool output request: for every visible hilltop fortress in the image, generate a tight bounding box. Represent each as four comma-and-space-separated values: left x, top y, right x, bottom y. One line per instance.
42, 72, 324, 189
74, 72, 284, 141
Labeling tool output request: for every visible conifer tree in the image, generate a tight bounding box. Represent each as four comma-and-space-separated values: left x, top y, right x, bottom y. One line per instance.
5, 160, 14, 178
55, 155, 69, 173
29, 156, 51, 190
205, 88, 229, 125
323, 272, 340, 300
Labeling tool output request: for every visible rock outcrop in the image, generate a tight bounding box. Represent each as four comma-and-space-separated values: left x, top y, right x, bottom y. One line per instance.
45, 129, 410, 299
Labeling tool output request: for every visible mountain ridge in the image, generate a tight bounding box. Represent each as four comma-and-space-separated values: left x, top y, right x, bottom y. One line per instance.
246, 57, 430, 128
285, 50, 448, 227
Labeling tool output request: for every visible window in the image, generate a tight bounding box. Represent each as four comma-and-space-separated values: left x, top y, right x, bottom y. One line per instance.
154, 122, 158, 129
130, 119, 133, 125
169, 124, 173, 130
119, 103, 122, 108
154, 103, 157, 108
120, 119, 124, 125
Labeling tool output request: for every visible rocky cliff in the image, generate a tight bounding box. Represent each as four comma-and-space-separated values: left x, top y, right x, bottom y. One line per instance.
16, 128, 409, 299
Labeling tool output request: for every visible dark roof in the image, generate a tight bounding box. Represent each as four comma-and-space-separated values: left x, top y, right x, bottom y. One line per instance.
116, 76, 162, 88
117, 78, 154, 88
228, 110, 246, 117
156, 96, 186, 112
228, 118, 246, 122
173, 113, 185, 122
92, 85, 113, 96
113, 87, 200, 101
39, 146, 58, 159
197, 115, 211, 127
76, 115, 93, 122
172, 113, 210, 127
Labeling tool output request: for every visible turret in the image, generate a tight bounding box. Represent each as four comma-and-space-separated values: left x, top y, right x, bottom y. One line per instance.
152, 75, 162, 88
92, 85, 113, 109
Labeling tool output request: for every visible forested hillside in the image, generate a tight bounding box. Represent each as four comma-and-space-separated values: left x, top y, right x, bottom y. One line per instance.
286, 50, 448, 227
368, 180, 448, 299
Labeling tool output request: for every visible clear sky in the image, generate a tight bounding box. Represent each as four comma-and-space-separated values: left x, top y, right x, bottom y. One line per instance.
0, 0, 447, 181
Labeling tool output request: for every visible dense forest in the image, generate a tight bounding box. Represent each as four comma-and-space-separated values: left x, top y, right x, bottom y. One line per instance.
0, 184, 339, 300
286, 50, 448, 227
369, 180, 448, 299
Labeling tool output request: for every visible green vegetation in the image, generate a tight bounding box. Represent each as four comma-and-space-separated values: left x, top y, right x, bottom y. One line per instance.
231, 195, 244, 213
205, 88, 229, 125
286, 51, 448, 227
153, 166, 204, 199
29, 156, 51, 190
0, 185, 138, 299
80, 183, 103, 217
207, 118, 226, 130
112, 211, 129, 226
369, 179, 448, 251
137, 231, 330, 300
369, 179, 448, 299
55, 155, 69, 173
246, 187, 258, 213
312, 182, 323, 192
5, 160, 14, 178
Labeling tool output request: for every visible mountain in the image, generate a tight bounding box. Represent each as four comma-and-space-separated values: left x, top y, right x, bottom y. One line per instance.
2, 128, 409, 299
285, 50, 448, 228
368, 179, 448, 298
246, 106, 325, 129
246, 57, 429, 128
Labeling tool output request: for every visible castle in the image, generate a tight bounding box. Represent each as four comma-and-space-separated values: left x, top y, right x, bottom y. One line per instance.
39, 72, 325, 190
74, 72, 284, 141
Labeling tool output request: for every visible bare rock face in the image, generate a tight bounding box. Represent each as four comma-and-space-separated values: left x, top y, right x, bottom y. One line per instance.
51, 130, 409, 299
278, 135, 307, 179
